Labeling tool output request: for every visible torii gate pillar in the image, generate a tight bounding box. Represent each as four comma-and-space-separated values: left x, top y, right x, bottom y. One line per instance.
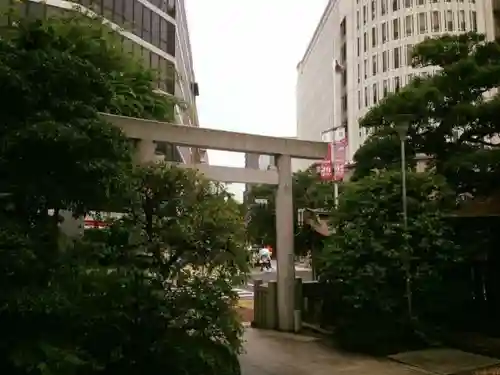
275, 154, 295, 331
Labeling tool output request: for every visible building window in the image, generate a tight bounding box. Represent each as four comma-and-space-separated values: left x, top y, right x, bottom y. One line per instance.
418, 12, 427, 34
372, 54, 378, 75
394, 76, 401, 92
364, 58, 368, 78
358, 90, 362, 109
371, 0, 377, 20
101, 0, 113, 19
382, 50, 389, 72
372, 26, 377, 47
382, 22, 388, 43
383, 79, 389, 97
336, 128, 345, 140
381, 0, 387, 15
458, 10, 466, 31
406, 44, 413, 66
431, 11, 440, 32
363, 5, 367, 24
142, 6, 152, 43
341, 94, 348, 112
404, 0, 412, 7
392, 0, 399, 12
393, 18, 400, 40
160, 18, 168, 51
373, 83, 378, 104
365, 86, 369, 107
340, 18, 347, 36
405, 15, 413, 36
445, 10, 454, 32
151, 52, 160, 84
358, 64, 361, 83
470, 11, 477, 31
151, 12, 160, 47
112, 0, 124, 23
124, 0, 133, 22
164, 0, 176, 18
357, 37, 360, 56
161, 59, 176, 94
357, 10, 360, 29
341, 43, 347, 63
133, 1, 143, 36
166, 20, 176, 56
394, 47, 400, 69
364, 32, 368, 52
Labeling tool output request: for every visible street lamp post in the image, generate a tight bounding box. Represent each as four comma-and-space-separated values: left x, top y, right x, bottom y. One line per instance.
396, 122, 409, 232
395, 120, 413, 321
331, 58, 345, 208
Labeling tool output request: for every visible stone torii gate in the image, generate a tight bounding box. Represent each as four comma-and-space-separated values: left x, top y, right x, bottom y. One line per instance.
102, 113, 328, 332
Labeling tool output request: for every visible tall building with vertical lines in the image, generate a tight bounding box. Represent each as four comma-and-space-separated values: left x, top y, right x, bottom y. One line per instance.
294, 0, 494, 172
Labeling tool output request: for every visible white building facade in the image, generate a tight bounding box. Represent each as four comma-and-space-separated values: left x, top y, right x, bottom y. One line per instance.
295, 0, 495, 172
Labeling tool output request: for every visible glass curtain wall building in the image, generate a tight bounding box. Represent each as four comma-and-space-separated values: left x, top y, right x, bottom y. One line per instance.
1, 0, 203, 164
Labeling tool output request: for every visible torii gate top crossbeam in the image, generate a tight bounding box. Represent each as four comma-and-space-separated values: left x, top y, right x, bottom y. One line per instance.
102, 113, 328, 160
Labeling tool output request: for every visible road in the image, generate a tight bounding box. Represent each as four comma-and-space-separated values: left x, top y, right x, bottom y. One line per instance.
233, 260, 312, 301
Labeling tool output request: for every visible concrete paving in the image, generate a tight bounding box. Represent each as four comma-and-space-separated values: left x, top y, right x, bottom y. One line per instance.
240, 328, 428, 375
389, 348, 500, 375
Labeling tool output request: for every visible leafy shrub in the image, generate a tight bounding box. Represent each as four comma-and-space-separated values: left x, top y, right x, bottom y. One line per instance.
319, 170, 462, 353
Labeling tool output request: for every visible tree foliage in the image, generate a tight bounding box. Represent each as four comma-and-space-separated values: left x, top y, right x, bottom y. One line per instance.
124, 163, 249, 281
245, 167, 339, 255
356, 33, 500, 195
319, 170, 463, 353
351, 127, 415, 181
74, 164, 247, 375
0, 13, 245, 375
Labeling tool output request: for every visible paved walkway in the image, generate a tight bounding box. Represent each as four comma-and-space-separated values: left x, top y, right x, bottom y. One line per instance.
240, 328, 427, 375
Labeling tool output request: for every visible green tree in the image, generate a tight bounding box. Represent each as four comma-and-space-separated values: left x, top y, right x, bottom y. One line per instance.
76, 164, 247, 375
125, 163, 248, 281
245, 184, 276, 247
245, 167, 338, 256
357, 33, 500, 195
351, 128, 415, 181
319, 170, 461, 353
0, 13, 245, 375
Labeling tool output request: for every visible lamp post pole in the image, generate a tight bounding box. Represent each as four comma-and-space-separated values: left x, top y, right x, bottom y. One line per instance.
396, 120, 412, 321
331, 58, 345, 207
399, 129, 408, 232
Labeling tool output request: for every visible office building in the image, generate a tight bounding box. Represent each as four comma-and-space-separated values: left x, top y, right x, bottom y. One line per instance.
243, 153, 260, 203
295, 0, 494, 172
258, 155, 276, 171
4, 0, 204, 164
242, 153, 277, 204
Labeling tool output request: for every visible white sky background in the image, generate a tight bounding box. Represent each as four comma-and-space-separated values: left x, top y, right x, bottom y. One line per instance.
184, 0, 329, 201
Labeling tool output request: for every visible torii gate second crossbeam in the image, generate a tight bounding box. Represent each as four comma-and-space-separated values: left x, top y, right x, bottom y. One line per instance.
102, 113, 329, 332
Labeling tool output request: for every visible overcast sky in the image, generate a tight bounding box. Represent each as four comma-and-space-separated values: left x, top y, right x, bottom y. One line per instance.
184, 0, 328, 199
